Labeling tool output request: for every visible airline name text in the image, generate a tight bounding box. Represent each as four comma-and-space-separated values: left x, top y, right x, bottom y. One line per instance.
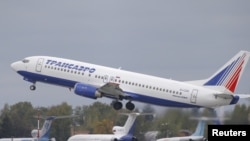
46, 60, 96, 73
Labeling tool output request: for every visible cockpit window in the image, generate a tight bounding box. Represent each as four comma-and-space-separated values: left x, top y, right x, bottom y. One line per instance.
22, 59, 29, 63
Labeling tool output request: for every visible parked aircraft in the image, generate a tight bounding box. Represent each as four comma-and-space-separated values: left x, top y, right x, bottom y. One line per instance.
155, 115, 222, 141
0, 115, 75, 141
67, 113, 147, 141
11, 50, 250, 110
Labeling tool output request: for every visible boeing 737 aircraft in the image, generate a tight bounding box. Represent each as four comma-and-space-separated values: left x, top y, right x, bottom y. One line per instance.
0, 115, 73, 141
67, 112, 145, 141
11, 50, 250, 111
156, 118, 207, 141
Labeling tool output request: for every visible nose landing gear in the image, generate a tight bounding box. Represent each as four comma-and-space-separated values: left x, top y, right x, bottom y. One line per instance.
30, 84, 36, 91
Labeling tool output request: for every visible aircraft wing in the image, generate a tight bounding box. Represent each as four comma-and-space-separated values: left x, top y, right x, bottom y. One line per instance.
97, 82, 129, 100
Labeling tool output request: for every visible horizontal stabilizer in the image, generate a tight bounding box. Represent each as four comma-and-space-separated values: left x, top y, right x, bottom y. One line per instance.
234, 94, 250, 99
214, 93, 234, 99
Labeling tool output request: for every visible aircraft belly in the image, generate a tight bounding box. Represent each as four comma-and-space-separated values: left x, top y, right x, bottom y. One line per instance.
125, 91, 200, 108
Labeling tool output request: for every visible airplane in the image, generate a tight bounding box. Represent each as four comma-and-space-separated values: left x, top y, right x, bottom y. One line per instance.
67, 112, 147, 141
10, 50, 250, 111
156, 118, 207, 141
0, 115, 77, 141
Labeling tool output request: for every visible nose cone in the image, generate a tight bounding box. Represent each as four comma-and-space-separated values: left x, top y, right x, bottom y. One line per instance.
11, 61, 23, 72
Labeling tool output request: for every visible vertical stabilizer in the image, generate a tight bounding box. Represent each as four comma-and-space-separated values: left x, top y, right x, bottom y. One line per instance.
191, 120, 205, 136
38, 116, 56, 141
37, 115, 78, 141
203, 50, 250, 93
113, 113, 153, 136
122, 113, 139, 135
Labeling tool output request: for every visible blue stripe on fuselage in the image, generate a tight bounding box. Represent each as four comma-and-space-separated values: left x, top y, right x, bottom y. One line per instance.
17, 71, 200, 108
18, 71, 77, 88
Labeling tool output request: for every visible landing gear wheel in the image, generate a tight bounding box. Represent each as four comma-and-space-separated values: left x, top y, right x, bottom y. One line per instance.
113, 101, 123, 110
30, 85, 36, 91
126, 102, 135, 111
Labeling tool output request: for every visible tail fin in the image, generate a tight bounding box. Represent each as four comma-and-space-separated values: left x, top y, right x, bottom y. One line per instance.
113, 113, 154, 135
38, 116, 56, 141
122, 113, 138, 135
38, 115, 78, 141
191, 120, 205, 136
187, 50, 250, 93
122, 113, 154, 135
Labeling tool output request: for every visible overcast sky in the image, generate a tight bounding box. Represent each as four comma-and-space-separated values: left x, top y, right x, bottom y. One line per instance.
0, 0, 249, 112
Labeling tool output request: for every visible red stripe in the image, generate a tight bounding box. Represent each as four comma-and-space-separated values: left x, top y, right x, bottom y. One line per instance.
226, 68, 241, 92
226, 60, 244, 92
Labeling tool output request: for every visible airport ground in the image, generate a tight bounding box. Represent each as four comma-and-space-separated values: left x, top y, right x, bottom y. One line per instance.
0, 101, 250, 141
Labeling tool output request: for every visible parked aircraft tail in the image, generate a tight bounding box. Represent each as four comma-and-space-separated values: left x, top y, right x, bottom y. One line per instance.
32, 115, 78, 141
191, 120, 205, 136
113, 113, 154, 136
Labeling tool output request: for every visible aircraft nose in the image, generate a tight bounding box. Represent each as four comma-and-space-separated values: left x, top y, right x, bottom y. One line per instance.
11, 61, 22, 71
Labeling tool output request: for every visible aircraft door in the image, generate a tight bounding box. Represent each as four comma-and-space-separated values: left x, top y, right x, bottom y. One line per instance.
36, 58, 44, 72
103, 75, 109, 83
190, 89, 198, 104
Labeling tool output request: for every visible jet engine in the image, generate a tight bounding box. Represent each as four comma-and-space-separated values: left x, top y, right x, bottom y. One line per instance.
117, 135, 138, 141
74, 83, 102, 99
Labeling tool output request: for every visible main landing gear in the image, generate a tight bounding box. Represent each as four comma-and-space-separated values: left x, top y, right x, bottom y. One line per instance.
111, 100, 135, 111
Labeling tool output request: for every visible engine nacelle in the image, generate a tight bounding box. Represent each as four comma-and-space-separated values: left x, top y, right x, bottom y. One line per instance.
112, 126, 125, 135
111, 138, 118, 141
119, 135, 137, 141
74, 83, 102, 99
31, 129, 42, 138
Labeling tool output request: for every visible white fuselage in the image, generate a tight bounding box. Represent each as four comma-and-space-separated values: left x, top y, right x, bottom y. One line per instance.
11, 56, 234, 108
156, 136, 204, 141
67, 134, 123, 141
0, 138, 36, 141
